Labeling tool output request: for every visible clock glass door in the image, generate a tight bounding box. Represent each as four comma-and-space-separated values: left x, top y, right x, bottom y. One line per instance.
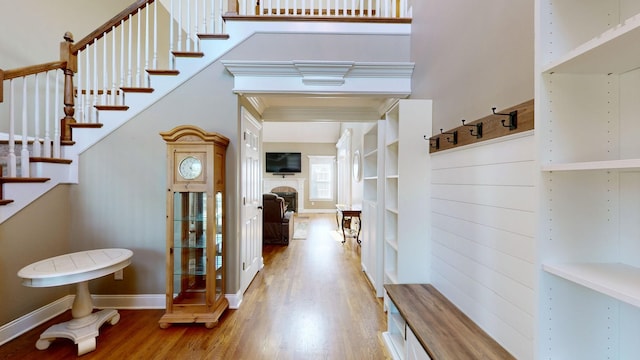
214, 191, 223, 301
172, 191, 207, 304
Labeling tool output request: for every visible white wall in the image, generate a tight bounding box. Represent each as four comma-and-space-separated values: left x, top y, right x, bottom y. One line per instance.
0, 0, 132, 67
411, 0, 534, 132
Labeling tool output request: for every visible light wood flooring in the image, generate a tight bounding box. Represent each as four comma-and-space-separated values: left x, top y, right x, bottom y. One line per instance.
0, 214, 389, 359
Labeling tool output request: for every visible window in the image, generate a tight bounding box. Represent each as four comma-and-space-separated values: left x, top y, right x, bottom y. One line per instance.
308, 156, 335, 201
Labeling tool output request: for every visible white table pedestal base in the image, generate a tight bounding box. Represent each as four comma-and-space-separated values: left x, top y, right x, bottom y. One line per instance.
35, 281, 120, 355
18, 249, 133, 356
35, 309, 120, 356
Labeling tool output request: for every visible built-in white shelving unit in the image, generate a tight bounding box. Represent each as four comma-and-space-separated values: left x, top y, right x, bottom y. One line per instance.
361, 121, 385, 297
537, 1, 640, 358
382, 99, 432, 285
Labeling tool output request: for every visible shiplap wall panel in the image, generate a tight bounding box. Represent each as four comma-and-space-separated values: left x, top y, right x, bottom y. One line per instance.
431, 223, 534, 289
431, 212, 534, 263
431, 162, 535, 186
431, 198, 534, 237
430, 133, 536, 360
432, 260, 532, 359
431, 230, 535, 315
432, 183, 535, 210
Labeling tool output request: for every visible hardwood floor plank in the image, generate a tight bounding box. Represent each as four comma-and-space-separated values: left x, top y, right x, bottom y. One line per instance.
0, 214, 389, 359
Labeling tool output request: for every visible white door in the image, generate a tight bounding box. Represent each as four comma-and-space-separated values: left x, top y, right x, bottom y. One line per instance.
239, 107, 263, 294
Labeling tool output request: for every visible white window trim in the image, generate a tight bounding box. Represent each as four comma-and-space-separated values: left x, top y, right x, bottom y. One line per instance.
308, 155, 336, 201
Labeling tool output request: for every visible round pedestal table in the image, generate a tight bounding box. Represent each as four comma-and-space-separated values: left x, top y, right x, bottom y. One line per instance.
17, 248, 133, 356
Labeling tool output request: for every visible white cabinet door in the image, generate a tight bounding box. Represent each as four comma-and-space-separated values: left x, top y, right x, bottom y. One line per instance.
406, 327, 431, 360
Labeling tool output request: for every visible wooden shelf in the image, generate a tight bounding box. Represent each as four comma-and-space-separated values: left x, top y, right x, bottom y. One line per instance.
543, 262, 640, 308
541, 158, 640, 172
542, 14, 640, 74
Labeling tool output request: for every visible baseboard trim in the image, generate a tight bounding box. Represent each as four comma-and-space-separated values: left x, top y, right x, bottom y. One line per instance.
92, 294, 165, 309
226, 291, 243, 309
0, 293, 244, 345
0, 295, 74, 346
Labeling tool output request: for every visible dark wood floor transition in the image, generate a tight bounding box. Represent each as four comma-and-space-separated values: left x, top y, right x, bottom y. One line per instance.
0, 214, 389, 360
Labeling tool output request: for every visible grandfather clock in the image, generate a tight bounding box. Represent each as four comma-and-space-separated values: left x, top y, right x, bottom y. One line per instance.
158, 125, 229, 329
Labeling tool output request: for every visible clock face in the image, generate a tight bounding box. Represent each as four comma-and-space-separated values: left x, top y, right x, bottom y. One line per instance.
178, 156, 202, 180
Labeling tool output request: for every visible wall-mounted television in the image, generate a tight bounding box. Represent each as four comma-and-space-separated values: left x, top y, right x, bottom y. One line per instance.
265, 152, 302, 173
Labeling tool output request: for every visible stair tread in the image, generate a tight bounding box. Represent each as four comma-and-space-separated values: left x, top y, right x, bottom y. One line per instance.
69, 123, 103, 128
94, 105, 129, 111
30, 157, 73, 164
0, 199, 14, 205
120, 87, 154, 93
172, 51, 205, 58
0, 177, 50, 183
146, 69, 180, 76
198, 33, 230, 40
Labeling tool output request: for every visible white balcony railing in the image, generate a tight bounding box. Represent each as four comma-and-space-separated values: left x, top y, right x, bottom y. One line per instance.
1, 0, 412, 179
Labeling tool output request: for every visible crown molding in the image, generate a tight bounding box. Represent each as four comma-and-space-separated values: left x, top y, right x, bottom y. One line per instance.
222, 60, 414, 95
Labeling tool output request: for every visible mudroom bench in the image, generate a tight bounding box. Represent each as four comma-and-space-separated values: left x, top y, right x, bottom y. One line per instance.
382, 284, 514, 360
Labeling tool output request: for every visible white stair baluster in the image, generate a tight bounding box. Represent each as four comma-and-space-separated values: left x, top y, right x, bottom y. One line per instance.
169, 0, 174, 67
153, 1, 158, 70
76, 50, 84, 123
120, 20, 125, 92
33, 73, 41, 157
177, 1, 182, 53
85, 49, 91, 123
8, 79, 17, 177
185, 0, 193, 51
92, 42, 98, 119
102, 32, 108, 105
112, 26, 118, 105
144, 5, 150, 85
136, 9, 141, 87
21, 77, 29, 177
44, 71, 51, 158
53, 70, 60, 159
128, 14, 133, 87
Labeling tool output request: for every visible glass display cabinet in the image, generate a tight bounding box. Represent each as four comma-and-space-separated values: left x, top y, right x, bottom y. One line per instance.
159, 125, 229, 329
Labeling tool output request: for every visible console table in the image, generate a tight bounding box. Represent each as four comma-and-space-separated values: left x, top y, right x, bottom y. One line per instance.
17, 248, 133, 356
336, 204, 362, 244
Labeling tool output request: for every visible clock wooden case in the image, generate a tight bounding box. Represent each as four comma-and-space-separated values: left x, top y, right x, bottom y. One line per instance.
158, 125, 229, 329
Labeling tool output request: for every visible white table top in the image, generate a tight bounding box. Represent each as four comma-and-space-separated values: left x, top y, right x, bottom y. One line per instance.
18, 248, 133, 287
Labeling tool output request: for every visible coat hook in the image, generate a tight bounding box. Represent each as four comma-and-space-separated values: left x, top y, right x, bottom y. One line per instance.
440, 129, 458, 145
424, 135, 440, 150
492, 107, 518, 130
461, 119, 483, 139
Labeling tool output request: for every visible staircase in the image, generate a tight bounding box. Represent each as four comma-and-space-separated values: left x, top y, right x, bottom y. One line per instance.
0, 0, 413, 224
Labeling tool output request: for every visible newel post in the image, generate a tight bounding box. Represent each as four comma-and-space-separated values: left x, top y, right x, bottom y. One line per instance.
59, 31, 77, 144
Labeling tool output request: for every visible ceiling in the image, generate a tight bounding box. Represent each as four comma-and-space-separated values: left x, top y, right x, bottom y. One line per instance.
251, 93, 399, 143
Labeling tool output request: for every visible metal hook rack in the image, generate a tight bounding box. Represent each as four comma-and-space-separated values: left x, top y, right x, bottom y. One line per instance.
492, 107, 518, 130
440, 129, 458, 145
461, 119, 483, 139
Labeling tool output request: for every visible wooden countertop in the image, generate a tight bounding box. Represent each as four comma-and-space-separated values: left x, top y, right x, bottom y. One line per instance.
384, 284, 515, 360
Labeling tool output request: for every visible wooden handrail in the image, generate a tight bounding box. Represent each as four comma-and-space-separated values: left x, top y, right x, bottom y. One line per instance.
0, 61, 68, 103
71, 0, 155, 53
2, 61, 67, 80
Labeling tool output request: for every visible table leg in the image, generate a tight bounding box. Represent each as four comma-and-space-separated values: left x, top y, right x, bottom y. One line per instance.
355, 214, 361, 244
341, 215, 348, 243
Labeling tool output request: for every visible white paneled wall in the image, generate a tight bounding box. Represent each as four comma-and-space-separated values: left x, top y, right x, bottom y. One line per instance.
430, 132, 536, 360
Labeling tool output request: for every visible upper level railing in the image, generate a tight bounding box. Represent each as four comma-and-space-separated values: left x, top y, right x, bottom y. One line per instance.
0, 0, 411, 178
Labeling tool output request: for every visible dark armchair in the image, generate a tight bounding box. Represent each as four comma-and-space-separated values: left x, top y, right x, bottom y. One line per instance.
262, 193, 294, 245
